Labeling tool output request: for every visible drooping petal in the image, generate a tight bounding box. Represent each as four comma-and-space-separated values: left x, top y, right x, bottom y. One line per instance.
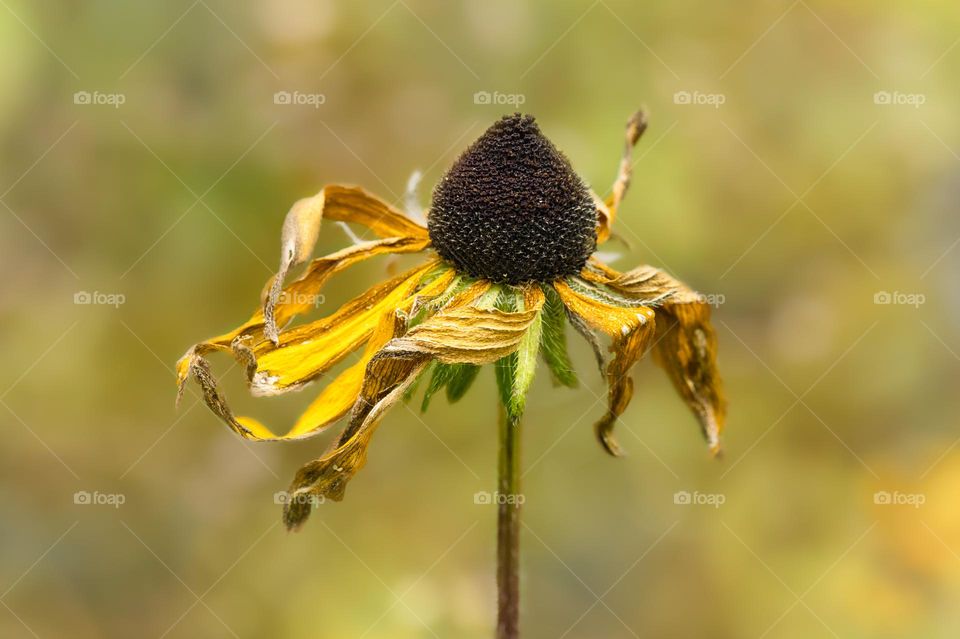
265, 185, 430, 342
282, 283, 545, 530
177, 261, 454, 442
583, 258, 684, 305
652, 302, 725, 455
582, 260, 726, 455
175, 236, 431, 384
596, 110, 647, 244
383, 286, 544, 365
553, 278, 656, 456
250, 264, 454, 396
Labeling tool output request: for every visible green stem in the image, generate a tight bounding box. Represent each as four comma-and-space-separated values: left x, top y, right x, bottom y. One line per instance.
496, 405, 522, 639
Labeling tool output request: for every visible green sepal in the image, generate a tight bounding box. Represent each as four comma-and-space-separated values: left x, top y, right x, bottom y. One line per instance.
445, 364, 481, 403
403, 361, 432, 403
511, 299, 542, 416
492, 286, 542, 418
540, 284, 578, 388
494, 289, 520, 416
495, 353, 518, 417
421, 362, 456, 412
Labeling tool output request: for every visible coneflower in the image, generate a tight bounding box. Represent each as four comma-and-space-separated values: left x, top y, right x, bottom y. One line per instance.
177, 110, 726, 638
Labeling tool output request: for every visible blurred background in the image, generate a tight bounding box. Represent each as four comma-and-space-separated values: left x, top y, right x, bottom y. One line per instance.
2, 1, 959, 637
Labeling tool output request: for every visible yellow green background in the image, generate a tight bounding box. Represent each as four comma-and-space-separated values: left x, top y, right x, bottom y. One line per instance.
2, 1, 959, 637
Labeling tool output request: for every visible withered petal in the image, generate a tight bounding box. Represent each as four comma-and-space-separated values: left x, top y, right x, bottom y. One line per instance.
596, 109, 647, 244
282, 283, 545, 530
265, 185, 430, 343
178, 235, 430, 374
177, 261, 453, 442
252, 262, 450, 395
554, 278, 656, 456
583, 261, 726, 455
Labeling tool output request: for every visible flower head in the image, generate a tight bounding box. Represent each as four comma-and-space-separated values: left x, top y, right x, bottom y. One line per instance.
429, 113, 597, 283
177, 110, 727, 530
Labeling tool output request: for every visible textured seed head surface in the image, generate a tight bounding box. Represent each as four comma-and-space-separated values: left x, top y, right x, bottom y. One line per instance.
428, 114, 598, 284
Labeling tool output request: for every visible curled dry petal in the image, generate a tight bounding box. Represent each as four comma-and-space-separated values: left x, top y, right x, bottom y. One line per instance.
176, 234, 430, 381
553, 279, 655, 456
177, 261, 453, 442
583, 261, 726, 455
651, 301, 725, 455
282, 284, 546, 530
265, 185, 430, 343
596, 109, 647, 244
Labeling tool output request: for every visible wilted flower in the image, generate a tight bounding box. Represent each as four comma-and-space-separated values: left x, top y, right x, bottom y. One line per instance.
177, 111, 726, 531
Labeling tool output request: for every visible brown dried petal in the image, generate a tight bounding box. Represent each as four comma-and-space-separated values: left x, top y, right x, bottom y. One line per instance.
553, 279, 656, 456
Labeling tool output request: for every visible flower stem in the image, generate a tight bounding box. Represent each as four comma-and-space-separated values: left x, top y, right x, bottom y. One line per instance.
497, 405, 522, 639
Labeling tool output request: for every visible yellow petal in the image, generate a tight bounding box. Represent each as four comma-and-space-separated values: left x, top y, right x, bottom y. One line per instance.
178, 261, 454, 442
384, 287, 544, 365
265, 185, 429, 342
583, 258, 685, 304
282, 268, 457, 439
177, 236, 430, 370
582, 261, 726, 455
553, 278, 655, 456
250, 261, 445, 395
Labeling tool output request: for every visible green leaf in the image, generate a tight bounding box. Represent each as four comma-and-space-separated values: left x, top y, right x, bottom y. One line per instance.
403, 361, 433, 403
540, 285, 578, 388
445, 364, 480, 403
474, 283, 504, 311
421, 362, 457, 412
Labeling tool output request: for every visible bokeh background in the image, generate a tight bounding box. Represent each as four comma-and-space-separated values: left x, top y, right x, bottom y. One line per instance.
2, 1, 960, 637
